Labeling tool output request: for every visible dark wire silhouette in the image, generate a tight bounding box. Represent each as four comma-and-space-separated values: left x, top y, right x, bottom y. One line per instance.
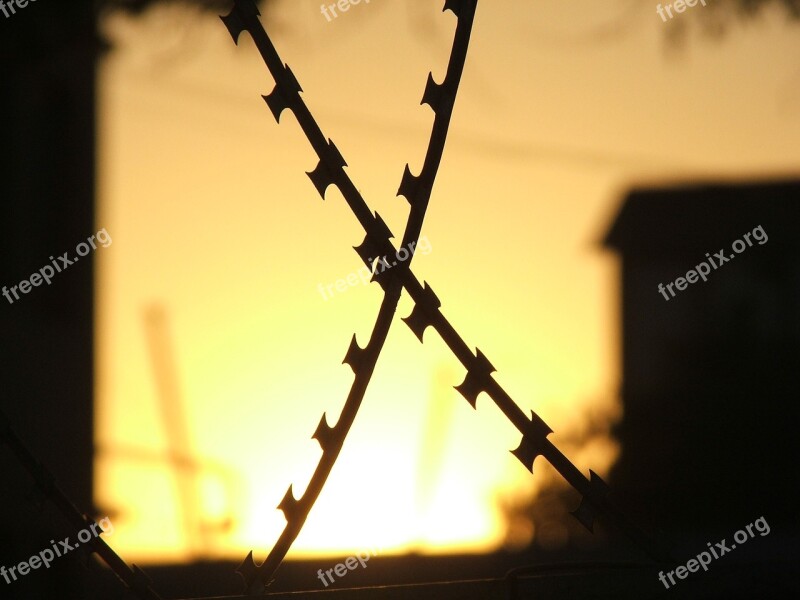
221, 0, 672, 593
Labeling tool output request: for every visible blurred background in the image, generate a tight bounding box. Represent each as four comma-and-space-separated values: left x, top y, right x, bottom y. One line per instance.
2, 1, 800, 598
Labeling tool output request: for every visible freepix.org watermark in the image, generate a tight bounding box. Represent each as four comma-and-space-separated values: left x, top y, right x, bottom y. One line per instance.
657, 516, 770, 590
317, 235, 432, 301
1, 517, 114, 585
320, 0, 371, 22
317, 548, 379, 587
2, 228, 112, 306
0, 0, 38, 20
657, 0, 707, 23
657, 225, 767, 301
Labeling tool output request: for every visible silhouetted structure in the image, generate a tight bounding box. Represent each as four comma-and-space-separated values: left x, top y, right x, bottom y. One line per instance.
0, 3, 100, 599
604, 180, 800, 541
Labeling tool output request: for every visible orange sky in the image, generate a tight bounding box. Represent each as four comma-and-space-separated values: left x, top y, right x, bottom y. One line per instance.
94, 0, 800, 562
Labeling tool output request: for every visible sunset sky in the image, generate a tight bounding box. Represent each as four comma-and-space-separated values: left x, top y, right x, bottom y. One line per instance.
93, 0, 800, 562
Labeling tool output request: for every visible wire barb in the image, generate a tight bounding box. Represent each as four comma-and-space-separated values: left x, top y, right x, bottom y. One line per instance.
277, 485, 302, 522
511, 411, 554, 473
397, 164, 423, 205
312, 413, 336, 451
571, 470, 611, 533
444, 0, 468, 17
342, 334, 367, 373
402, 282, 442, 342
235, 552, 263, 593
421, 73, 447, 113
306, 140, 348, 199
220, 0, 260, 44
353, 213, 394, 269
262, 65, 302, 123
455, 349, 496, 408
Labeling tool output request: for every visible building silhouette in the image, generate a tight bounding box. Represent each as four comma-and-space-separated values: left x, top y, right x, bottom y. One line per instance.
604, 180, 800, 540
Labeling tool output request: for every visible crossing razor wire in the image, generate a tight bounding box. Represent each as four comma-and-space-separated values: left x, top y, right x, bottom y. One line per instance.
220, 0, 672, 594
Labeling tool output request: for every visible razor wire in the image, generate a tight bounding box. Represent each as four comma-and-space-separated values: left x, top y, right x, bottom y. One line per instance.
223, 0, 478, 592
0, 408, 163, 600
220, 0, 672, 594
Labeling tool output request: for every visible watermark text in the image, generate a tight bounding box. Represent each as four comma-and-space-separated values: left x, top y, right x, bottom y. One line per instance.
658, 225, 767, 301
2, 228, 112, 306
317, 548, 379, 587
657, 0, 707, 22
318, 235, 431, 301
658, 515, 770, 589
321, 0, 371, 22
1, 517, 114, 585
0, 0, 38, 21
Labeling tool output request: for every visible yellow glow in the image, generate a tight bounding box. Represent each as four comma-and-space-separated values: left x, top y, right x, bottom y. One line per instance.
95, 1, 800, 563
